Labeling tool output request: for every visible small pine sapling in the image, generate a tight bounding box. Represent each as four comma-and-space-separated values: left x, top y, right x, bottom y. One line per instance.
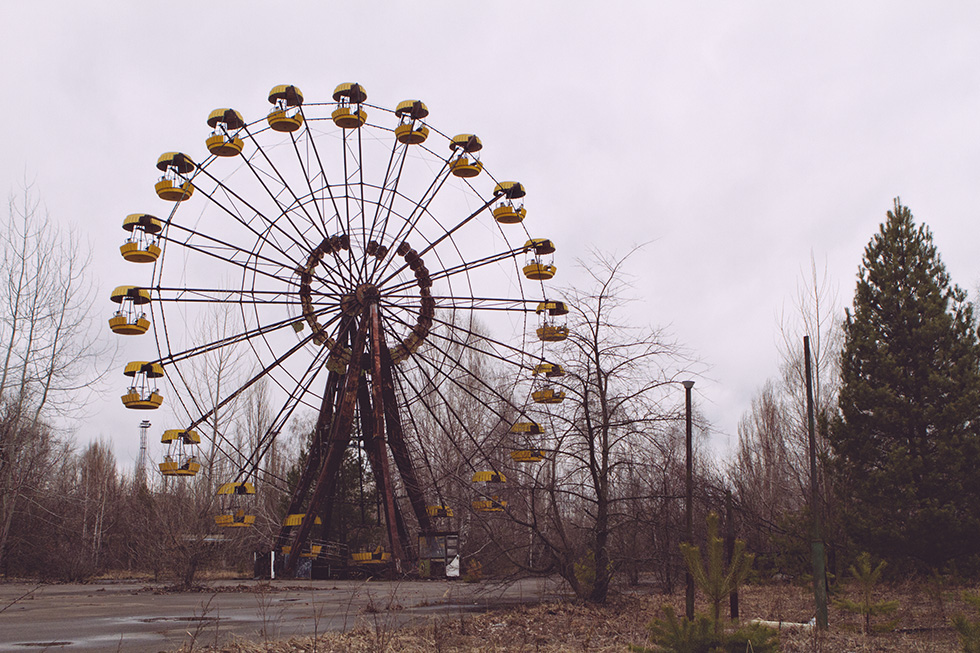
834, 552, 899, 634
680, 512, 754, 633
952, 589, 980, 652
631, 605, 779, 653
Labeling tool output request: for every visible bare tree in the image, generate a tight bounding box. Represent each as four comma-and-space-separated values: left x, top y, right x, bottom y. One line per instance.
729, 254, 842, 575
0, 183, 109, 573
486, 249, 692, 602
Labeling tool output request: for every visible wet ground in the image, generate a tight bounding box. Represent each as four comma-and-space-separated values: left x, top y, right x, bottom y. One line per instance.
0, 577, 560, 652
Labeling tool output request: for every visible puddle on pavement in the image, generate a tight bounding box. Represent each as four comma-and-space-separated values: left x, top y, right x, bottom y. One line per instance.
138, 616, 215, 623
15, 643, 73, 648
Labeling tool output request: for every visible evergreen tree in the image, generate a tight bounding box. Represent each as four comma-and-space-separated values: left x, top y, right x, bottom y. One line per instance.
831, 199, 980, 569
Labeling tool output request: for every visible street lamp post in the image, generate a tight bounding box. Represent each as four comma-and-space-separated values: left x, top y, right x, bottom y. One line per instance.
682, 380, 695, 620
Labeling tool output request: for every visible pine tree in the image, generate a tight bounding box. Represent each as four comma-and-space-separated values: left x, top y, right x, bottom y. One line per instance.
831, 199, 980, 569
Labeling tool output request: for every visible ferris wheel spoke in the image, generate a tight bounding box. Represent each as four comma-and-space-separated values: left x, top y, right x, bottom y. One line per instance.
365, 137, 407, 250
296, 108, 344, 227
156, 306, 340, 367
178, 328, 325, 435
375, 306, 516, 372
368, 164, 455, 284
396, 346, 514, 473
381, 247, 523, 296
161, 220, 307, 284
382, 294, 536, 313
430, 312, 545, 370
287, 132, 329, 237
237, 347, 337, 485
237, 125, 326, 242
151, 286, 305, 305
376, 196, 496, 288
389, 357, 487, 475
192, 162, 319, 264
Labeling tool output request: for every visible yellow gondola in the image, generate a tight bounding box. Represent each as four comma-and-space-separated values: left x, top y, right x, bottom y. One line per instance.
109, 285, 151, 335
159, 429, 201, 476
120, 213, 162, 263
351, 546, 390, 564
283, 544, 323, 558
282, 513, 322, 527
471, 470, 506, 511
267, 84, 304, 132
206, 108, 246, 156
532, 388, 566, 403
331, 83, 368, 129
472, 497, 507, 512
509, 421, 544, 435
492, 181, 527, 224
449, 134, 483, 178
472, 471, 506, 483
522, 239, 557, 281
394, 99, 429, 144
535, 299, 570, 342
532, 362, 567, 399
215, 482, 256, 527
155, 152, 195, 202
510, 449, 546, 463
121, 361, 164, 409
426, 505, 454, 518
534, 362, 565, 377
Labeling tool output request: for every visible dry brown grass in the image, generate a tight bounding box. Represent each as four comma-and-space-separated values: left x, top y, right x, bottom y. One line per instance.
180, 579, 973, 652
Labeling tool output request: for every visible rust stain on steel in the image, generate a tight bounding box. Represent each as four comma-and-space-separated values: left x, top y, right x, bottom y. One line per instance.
369, 303, 405, 566
275, 368, 341, 550
284, 314, 369, 574
378, 341, 433, 534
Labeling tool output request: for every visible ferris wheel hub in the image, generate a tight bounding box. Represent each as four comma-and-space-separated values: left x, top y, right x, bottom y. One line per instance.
355, 283, 380, 306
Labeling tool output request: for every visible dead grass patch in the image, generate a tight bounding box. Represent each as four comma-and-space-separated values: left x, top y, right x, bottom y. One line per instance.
178, 579, 972, 652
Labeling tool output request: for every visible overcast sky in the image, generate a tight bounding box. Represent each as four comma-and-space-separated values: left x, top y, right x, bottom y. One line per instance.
3, 2, 980, 470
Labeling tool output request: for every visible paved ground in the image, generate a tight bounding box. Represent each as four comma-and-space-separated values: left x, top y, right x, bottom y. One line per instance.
0, 577, 562, 652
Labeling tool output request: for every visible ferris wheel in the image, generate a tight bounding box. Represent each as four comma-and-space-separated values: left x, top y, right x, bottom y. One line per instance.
111, 83, 570, 574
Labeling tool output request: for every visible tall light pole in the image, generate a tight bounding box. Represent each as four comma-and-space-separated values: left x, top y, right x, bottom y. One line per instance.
682, 380, 695, 620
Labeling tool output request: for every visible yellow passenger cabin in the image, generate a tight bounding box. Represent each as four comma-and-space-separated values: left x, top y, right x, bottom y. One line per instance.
159, 429, 201, 477
522, 239, 557, 281
472, 497, 507, 512
449, 134, 483, 178
121, 361, 164, 409
267, 84, 304, 132
394, 99, 430, 144
331, 83, 368, 129
535, 298, 570, 342
492, 181, 527, 224
120, 213, 162, 263
109, 285, 151, 335
351, 547, 391, 565
155, 152, 195, 202
510, 449, 545, 463
215, 482, 256, 527
206, 108, 246, 156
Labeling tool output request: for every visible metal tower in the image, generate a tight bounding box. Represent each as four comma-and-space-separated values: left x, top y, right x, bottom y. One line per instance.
136, 420, 150, 488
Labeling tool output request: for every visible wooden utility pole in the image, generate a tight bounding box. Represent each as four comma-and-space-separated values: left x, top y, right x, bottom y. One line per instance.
804, 336, 829, 629
683, 380, 695, 620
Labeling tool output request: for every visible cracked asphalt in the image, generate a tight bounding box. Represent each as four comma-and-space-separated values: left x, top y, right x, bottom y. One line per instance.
0, 577, 560, 652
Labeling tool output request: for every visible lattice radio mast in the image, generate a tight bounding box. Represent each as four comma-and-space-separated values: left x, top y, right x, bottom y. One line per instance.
136, 420, 150, 488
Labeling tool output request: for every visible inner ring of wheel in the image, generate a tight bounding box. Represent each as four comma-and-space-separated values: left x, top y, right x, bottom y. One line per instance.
298, 235, 436, 372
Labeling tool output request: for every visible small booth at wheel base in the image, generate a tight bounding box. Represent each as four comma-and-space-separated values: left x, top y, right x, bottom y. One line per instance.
417, 531, 460, 578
